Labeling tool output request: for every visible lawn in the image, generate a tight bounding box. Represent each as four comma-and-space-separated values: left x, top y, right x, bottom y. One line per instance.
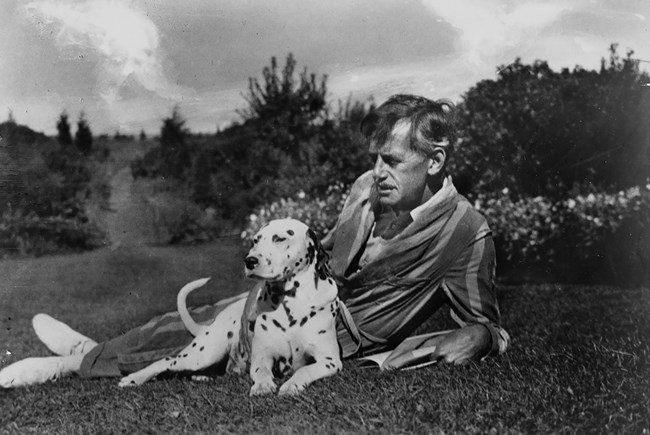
0, 240, 648, 434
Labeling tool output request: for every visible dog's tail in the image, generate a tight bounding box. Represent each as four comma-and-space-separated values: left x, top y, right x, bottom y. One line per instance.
177, 277, 211, 337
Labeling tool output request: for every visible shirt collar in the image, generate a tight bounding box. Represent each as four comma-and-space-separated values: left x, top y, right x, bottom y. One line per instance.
409, 175, 454, 222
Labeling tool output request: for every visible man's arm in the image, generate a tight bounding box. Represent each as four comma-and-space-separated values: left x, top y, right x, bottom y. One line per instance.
433, 224, 510, 363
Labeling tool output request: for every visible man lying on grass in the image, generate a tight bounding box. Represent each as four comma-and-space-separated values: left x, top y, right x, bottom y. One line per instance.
0, 94, 510, 388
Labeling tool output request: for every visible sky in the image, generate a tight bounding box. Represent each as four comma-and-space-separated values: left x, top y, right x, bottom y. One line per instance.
0, 0, 648, 136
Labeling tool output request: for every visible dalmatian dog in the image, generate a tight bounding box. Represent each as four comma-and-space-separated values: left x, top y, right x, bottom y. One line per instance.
118, 218, 342, 396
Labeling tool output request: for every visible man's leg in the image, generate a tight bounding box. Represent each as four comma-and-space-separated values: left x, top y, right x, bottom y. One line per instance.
33, 314, 98, 356
0, 291, 251, 388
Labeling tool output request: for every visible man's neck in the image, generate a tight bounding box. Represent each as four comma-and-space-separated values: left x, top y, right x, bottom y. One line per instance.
392, 175, 444, 217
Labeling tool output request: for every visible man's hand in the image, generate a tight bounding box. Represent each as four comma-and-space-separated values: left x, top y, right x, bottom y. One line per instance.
428, 324, 492, 364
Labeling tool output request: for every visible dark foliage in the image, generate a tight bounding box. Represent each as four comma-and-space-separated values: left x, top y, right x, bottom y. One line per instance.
0, 120, 105, 257
451, 44, 650, 199
75, 112, 93, 155
133, 54, 372, 223
56, 111, 73, 147
132, 107, 191, 180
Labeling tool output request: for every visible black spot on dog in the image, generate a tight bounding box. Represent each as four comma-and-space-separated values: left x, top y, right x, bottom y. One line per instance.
182, 354, 188, 358
300, 317, 308, 327
200, 346, 204, 351
261, 323, 268, 331
318, 330, 326, 334
287, 230, 294, 236
165, 357, 171, 361
289, 319, 297, 327
272, 319, 286, 332
295, 262, 300, 267
325, 356, 333, 360
262, 314, 267, 321
192, 343, 197, 347
309, 311, 316, 317
255, 368, 259, 373
227, 331, 234, 338
205, 331, 210, 335
294, 281, 300, 287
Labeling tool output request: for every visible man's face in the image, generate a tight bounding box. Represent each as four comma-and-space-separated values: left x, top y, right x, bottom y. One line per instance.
369, 121, 432, 213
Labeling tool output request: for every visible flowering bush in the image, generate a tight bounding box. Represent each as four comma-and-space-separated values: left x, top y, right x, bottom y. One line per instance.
241, 182, 648, 286
241, 183, 349, 243
476, 185, 650, 285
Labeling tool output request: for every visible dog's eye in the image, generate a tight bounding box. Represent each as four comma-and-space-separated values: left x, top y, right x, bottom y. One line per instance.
272, 235, 287, 243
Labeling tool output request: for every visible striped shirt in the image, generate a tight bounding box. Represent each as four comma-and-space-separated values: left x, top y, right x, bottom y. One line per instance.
322, 171, 510, 358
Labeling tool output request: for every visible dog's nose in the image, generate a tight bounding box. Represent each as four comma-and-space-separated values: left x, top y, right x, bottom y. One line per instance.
245, 256, 259, 270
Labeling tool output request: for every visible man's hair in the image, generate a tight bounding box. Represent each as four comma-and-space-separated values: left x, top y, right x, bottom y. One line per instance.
360, 94, 457, 158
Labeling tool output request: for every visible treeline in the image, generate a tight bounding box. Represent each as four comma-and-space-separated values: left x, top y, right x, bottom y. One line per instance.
131, 53, 372, 225
3, 46, 647, 285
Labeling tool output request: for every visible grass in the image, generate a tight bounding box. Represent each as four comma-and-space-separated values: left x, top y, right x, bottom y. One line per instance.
0, 240, 648, 434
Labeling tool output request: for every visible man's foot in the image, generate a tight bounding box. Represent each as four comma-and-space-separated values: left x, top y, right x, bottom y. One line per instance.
32, 314, 98, 356
0, 357, 69, 388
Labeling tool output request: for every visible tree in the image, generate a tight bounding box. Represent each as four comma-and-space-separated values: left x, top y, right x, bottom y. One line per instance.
75, 112, 93, 155
159, 106, 191, 179
451, 45, 650, 199
238, 53, 328, 159
56, 112, 73, 147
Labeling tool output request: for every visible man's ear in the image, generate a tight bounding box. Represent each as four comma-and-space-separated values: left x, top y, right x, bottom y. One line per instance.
427, 147, 446, 176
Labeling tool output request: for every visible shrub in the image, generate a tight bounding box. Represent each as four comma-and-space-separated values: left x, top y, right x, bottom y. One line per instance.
0, 120, 107, 257
0, 208, 104, 257
241, 183, 349, 243
452, 45, 649, 199
476, 185, 650, 286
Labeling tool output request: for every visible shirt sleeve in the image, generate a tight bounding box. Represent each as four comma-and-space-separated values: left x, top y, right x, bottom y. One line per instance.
441, 222, 510, 358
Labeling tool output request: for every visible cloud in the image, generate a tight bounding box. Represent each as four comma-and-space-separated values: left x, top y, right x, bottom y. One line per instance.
24, 0, 193, 105
421, 0, 571, 67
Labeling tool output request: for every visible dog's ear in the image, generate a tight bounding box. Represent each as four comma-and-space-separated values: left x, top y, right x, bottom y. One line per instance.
307, 228, 331, 280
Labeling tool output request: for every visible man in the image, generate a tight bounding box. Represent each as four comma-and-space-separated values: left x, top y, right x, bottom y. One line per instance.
0, 95, 509, 387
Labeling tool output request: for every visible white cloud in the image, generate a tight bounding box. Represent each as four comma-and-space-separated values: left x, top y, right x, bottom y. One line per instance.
421, 0, 571, 66
24, 0, 193, 105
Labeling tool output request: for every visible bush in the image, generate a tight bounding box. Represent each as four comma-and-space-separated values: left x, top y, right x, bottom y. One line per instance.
241, 183, 349, 243
0, 120, 107, 257
452, 45, 649, 199
0, 208, 104, 257
476, 185, 650, 286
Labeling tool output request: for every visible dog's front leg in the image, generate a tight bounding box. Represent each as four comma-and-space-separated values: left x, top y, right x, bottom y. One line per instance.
279, 335, 342, 396
279, 355, 342, 396
249, 351, 277, 396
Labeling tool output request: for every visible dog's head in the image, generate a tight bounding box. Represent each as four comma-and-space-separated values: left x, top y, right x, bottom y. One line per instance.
244, 219, 330, 282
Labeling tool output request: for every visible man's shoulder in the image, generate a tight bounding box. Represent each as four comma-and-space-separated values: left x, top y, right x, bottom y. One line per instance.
450, 194, 491, 238
346, 171, 375, 203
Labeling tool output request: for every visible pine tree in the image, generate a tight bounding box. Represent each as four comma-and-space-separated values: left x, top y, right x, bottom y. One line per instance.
75, 112, 93, 155
57, 112, 73, 147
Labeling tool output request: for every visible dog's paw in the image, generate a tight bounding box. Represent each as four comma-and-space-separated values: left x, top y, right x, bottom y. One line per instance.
191, 375, 212, 382
249, 379, 277, 396
278, 380, 304, 396
118, 374, 146, 388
